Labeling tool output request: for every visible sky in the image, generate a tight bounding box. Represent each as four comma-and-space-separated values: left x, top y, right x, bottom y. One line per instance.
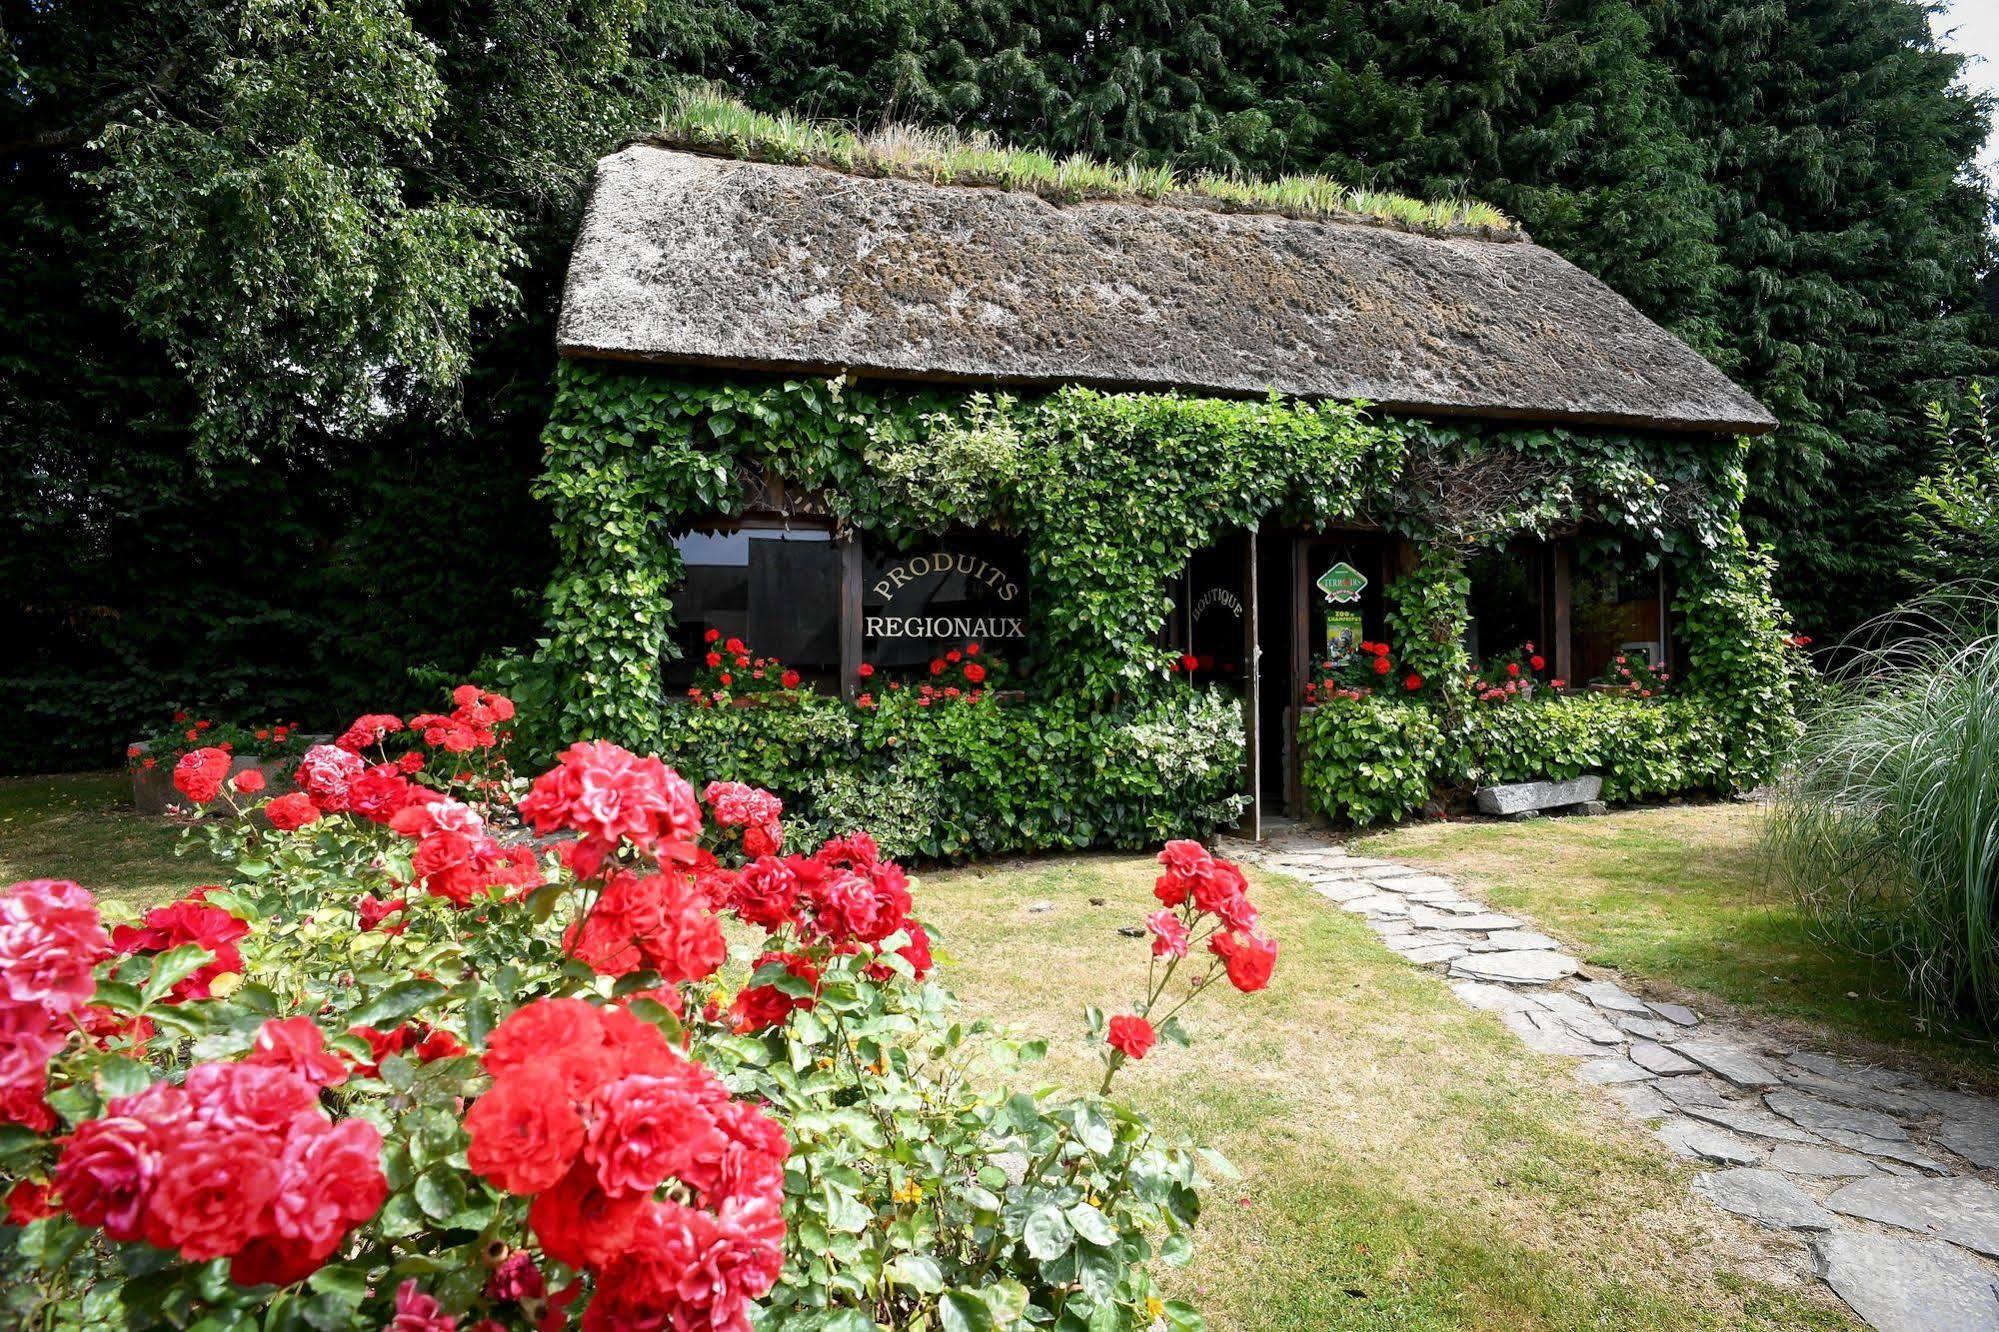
1933, 0, 1999, 187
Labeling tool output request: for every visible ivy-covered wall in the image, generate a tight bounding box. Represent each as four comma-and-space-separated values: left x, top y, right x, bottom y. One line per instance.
514, 361, 1798, 844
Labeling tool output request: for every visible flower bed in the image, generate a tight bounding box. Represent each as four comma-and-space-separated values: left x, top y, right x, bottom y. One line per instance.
3, 685, 1273, 1330
126, 714, 311, 815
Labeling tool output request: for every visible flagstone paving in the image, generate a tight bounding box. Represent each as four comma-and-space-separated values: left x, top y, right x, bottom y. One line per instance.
1226, 828, 1999, 1331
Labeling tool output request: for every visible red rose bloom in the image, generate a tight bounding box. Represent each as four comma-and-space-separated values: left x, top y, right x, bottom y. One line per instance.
856, 662, 874, 679
54, 1114, 157, 1239
529, 1161, 649, 1269
5, 1179, 56, 1225
582, 1065, 728, 1198
962, 662, 987, 684
467, 1064, 587, 1195
729, 952, 819, 1033
1107, 1014, 1157, 1060
1529, 654, 1546, 671
264, 792, 320, 831
1210, 928, 1278, 993
521, 742, 702, 878
246, 1017, 349, 1088
144, 1125, 279, 1260
1403, 673, 1423, 691
728, 856, 799, 930
1372, 655, 1392, 676
704, 628, 721, 644
172, 747, 232, 804
231, 768, 267, 794
1506, 661, 1522, 677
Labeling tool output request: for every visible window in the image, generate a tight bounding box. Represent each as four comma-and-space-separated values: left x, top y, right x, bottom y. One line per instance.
669, 524, 844, 682
861, 535, 1029, 673
1465, 539, 1553, 665
1567, 538, 1668, 684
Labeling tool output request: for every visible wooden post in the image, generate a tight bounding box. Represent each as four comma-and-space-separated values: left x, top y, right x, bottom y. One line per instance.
1246, 527, 1261, 842
1553, 542, 1574, 684
839, 539, 862, 701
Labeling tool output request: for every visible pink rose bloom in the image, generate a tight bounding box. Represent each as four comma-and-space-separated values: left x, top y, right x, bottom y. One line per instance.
387, 1279, 459, 1332
1146, 909, 1190, 959
294, 744, 365, 812
0, 879, 110, 1016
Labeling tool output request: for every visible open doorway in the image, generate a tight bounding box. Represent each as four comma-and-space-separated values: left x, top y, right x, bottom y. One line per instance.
1176, 527, 1394, 831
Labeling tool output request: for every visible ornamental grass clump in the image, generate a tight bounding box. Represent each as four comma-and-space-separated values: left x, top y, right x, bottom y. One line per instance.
1769, 591, 1999, 1026
1, 681, 1262, 1330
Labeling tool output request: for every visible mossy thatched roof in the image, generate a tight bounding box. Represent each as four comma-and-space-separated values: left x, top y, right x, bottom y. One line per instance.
557, 146, 1775, 435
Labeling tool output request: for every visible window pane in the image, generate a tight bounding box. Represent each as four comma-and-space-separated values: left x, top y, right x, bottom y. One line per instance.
1570, 540, 1664, 682
1466, 540, 1548, 664
862, 536, 1029, 672
670, 526, 841, 680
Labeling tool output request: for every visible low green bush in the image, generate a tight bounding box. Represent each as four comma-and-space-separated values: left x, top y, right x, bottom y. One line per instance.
1455, 694, 1731, 803
1296, 697, 1446, 825
1300, 691, 1740, 825
654, 687, 1248, 860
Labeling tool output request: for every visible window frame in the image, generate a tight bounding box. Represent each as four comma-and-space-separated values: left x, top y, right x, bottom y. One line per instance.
668, 515, 861, 696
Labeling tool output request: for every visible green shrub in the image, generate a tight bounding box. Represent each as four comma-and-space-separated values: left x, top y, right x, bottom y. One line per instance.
1296, 697, 1445, 825
653, 688, 1247, 860
1454, 694, 1730, 803
1769, 602, 1999, 1026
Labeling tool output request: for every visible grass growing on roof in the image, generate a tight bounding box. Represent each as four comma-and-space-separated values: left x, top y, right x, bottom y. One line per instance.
919, 852, 1851, 1330
654, 88, 1519, 238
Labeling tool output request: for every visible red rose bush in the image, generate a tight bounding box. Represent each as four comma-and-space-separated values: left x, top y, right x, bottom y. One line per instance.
3, 683, 1265, 1332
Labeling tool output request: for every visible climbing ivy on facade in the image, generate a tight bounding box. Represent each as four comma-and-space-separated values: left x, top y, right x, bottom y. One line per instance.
512, 361, 1798, 846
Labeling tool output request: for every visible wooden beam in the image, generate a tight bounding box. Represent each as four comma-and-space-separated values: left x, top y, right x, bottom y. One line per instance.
1553, 542, 1574, 683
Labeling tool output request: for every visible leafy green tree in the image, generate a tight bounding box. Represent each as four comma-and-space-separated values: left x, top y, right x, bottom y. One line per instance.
0, 0, 729, 767
1909, 381, 1999, 585
1654, 0, 1997, 632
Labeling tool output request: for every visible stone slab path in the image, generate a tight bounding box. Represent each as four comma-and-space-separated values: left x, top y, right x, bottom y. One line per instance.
1225, 829, 1999, 1332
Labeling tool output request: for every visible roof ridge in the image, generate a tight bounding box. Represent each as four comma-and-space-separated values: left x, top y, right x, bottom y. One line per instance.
642, 91, 1527, 245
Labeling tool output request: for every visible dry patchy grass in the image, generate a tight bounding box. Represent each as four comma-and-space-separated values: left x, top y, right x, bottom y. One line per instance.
919, 852, 1853, 1331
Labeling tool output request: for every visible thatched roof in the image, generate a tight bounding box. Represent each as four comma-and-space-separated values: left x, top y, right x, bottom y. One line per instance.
558, 146, 1775, 435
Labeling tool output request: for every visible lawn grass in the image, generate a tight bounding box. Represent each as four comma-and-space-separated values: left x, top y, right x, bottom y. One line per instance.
918, 853, 1852, 1332
1359, 802, 1999, 1091
0, 771, 219, 912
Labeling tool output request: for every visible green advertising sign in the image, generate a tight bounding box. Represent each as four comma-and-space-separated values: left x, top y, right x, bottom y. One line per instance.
1315, 561, 1369, 604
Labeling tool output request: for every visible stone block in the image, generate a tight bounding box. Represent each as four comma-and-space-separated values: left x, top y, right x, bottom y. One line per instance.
1475, 776, 1605, 816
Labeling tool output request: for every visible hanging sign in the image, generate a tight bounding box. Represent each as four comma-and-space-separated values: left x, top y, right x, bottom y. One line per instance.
1315, 561, 1369, 603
